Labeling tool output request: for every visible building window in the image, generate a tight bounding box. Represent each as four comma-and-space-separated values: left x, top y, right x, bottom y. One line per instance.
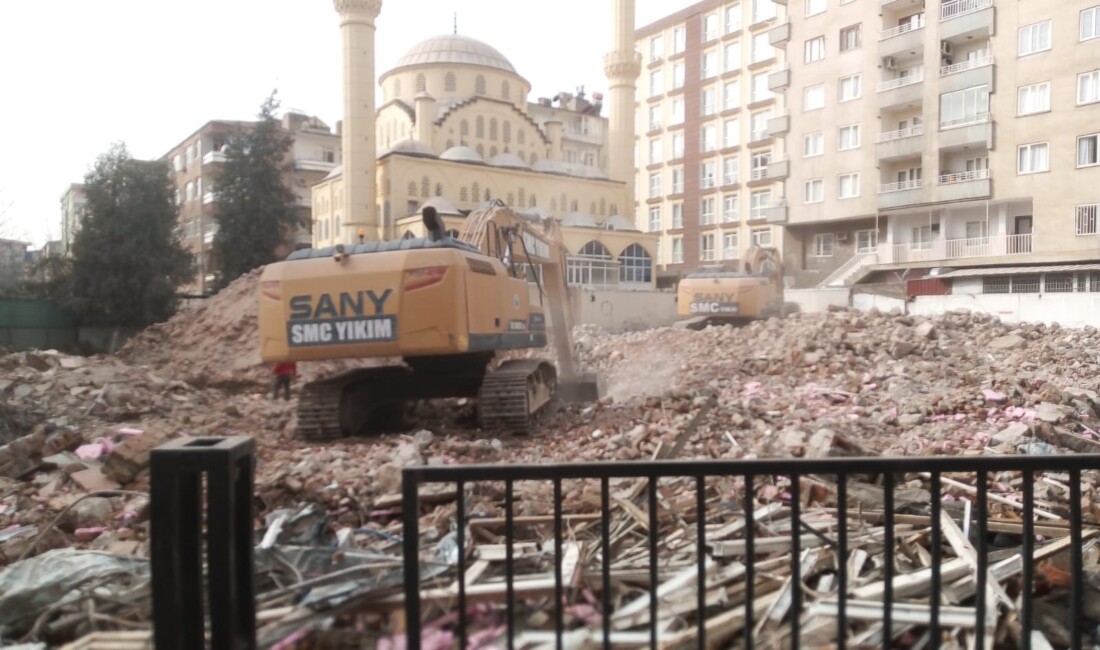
856, 229, 878, 253
649, 138, 663, 164
1018, 82, 1051, 115
837, 172, 860, 198
701, 125, 718, 152
475, 75, 486, 94
672, 167, 685, 193
703, 13, 719, 41
702, 51, 719, 79
750, 110, 770, 140
838, 124, 860, 150
1077, 203, 1099, 235
911, 225, 933, 250
672, 202, 684, 228
804, 178, 824, 203
1012, 275, 1041, 294
648, 206, 662, 232
1045, 274, 1074, 293
1018, 21, 1052, 57
805, 0, 825, 17
723, 232, 740, 259
1082, 6, 1100, 41
702, 87, 717, 115
804, 36, 825, 63
723, 195, 739, 222
567, 241, 616, 288
751, 72, 770, 103
650, 70, 664, 96
671, 237, 684, 263
804, 131, 823, 157
727, 4, 742, 32
723, 157, 740, 185
1017, 142, 1049, 174
672, 132, 685, 158
804, 84, 825, 111
701, 198, 717, 225
673, 62, 686, 89
502, 81, 511, 99
1079, 134, 1100, 167
185, 181, 193, 201
840, 24, 862, 52
619, 244, 653, 285
723, 118, 740, 148
725, 42, 741, 72
444, 72, 456, 91
671, 98, 685, 124
812, 233, 834, 257
750, 226, 773, 247
700, 233, 716, 261
648, 105, 662, 131
752, 0, 776, 23
751, 33, 773, 63
838, 74, 861, 102
489, 118, 498, 141
650, 35, 664, 62
750, 189, 772, 217
940, 85, 990, 126
701, 161, 717, 189
750, 150, 771, 179
416, 73, 426, 92
649, 172, 662, 198
1079, 70, 1100, 105
724, 81, 741, 110
674, 26, 687, 53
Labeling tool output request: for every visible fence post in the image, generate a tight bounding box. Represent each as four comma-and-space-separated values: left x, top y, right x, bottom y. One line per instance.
150, 436, 256, 650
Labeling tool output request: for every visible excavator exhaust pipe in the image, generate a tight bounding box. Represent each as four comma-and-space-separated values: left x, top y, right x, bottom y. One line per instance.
557, 372, 602, 403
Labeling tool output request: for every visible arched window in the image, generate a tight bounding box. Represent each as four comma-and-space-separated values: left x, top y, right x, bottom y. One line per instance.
408, 181, 418, 196
518, 130, 526, 145
560, 193, 567, 210
529, 194, 537, 208
460, 120, 469, 139
489, 118, 498, 141
415, 73, 426, 92
568, 241, 615, 287
502, 80, 511, 99
475, 75, 486, 94
571, 200, 579, 211
490, 146, 498, 158
485, 188, 492, 201
444, 72, 456, 92
619, 244, 653, 285
476, 116, 484, 138
503, 121, 511, 143
518, 188, 526, 206
476, 144, 484, 157
434, 183, 443, 196
403, 230, 416, 240
421, 176, 430, 198
507, 192, 515, 205
472, 182, 480, 201
394, 78, 402, 98
610, 204, 618, 215
460, 187, 469, 202
599, 198, 607, 215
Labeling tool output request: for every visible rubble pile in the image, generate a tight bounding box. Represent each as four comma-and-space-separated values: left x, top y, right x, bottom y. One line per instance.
0, 303, 1099, 646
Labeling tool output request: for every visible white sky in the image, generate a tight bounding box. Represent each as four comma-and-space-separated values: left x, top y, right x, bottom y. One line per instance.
0, 0, 694, 247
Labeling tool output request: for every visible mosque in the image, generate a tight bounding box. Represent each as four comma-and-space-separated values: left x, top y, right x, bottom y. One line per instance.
311, 0, 657, 288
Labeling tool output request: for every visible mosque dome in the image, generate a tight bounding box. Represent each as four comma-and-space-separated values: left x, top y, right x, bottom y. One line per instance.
393, 35, 518, 75
532, 159, 569, 175
382, 138, 436, 158
416, 196, 462, 216
439, 145, 485, 164
561, 212, 599, 228
604, 215, 640, 232
488, 152, 529, 169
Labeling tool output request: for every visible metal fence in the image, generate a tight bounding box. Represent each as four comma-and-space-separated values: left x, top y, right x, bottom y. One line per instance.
402, 455, 1100, 650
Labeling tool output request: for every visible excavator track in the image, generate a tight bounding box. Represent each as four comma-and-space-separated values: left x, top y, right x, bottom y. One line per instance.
294, 367, 410, 441
477, 359, 557, 433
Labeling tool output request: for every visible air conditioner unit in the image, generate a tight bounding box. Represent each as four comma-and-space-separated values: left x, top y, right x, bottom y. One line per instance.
942, 56, 954, 66
883, 57, 897, 70
940, 41, 952, 56
836, 232, 849, 242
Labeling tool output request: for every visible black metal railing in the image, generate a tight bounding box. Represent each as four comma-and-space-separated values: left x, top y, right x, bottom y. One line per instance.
402, 455, 1100, 650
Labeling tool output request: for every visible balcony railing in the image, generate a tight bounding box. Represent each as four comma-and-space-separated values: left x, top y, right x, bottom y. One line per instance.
876, 124, 924, 142
750, 167, 768, 181
877, 71, 923, 92
940, 0, 993, 21
939, 168, 990, 184
939, 112, 991, 130
202, 151, 228, 165
878, 179, 923, 193
880, 19, 925, 40
940, 54, 993, 77
749, 129, 770, 142
885, 232, 1031, 263
202, 191, 216, 205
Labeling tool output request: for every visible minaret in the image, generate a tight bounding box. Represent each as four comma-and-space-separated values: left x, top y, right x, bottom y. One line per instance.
603, 0, 641, 218
334, 0, 383, 242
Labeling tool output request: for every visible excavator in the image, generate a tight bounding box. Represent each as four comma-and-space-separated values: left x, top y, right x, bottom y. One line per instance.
674, 246, 786, 330
257, 201, 599, 440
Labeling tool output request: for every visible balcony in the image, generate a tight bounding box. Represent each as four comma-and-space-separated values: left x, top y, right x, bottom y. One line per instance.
879, 20, 926, 58
940, 0, 993, 22
294, 228, 312, 246
877, 179, 923, 209
884, 233, 1031, 264
768, 68, 790, 93
940, 0, 995, 40
748, 129, 771, 144
938, 113, 993, 150
877, 71, 923, 109
764, 203, 788, 224
767, 112, 790, 136
939, 55, 994, 93
937, 168, 991, 202
295, 158, 339, 173
765, 155, 789, 180
749, 205, 775, 222
940, 54, 993, 78
202, 151, 228, 165
769, 20, 790, 47
876, 124, 924, 160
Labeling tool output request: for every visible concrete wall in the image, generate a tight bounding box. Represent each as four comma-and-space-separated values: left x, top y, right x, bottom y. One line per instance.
570, 288, 678, 331
785, 288, 850, 313
853, 292, 1100, 329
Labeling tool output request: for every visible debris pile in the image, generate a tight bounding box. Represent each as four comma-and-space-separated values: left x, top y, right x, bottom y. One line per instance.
0, 302, 1099, 645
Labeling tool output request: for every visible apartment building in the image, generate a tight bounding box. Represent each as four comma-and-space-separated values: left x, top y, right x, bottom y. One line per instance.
161, 112, 341, 294
59, 183, 86, 256
769, 0, 1100, 290
636, 0, 788, 286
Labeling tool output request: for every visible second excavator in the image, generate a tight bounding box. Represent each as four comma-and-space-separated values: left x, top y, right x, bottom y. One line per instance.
674, 245, 787, 330
257, 201, 599, 440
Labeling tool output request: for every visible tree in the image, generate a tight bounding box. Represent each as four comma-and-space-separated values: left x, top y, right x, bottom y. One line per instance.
69, 143, 192, 327
212, 91, 299, 290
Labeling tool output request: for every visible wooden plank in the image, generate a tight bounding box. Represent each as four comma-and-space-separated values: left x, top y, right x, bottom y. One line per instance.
474, 542, 543, 561
657, 592, 779, 649
917, 473, 1061, 520
809, 599, 978, 628
852, 557, 972, 600
467, 513, 602, 529
709, 533, 827, 558
612, 556, 716, 624
373, 487, 457, 509
765, 549, 820, 625
708, 503, 785, 540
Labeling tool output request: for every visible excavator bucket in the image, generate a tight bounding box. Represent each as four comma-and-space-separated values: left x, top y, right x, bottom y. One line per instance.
557, 372, 602, 403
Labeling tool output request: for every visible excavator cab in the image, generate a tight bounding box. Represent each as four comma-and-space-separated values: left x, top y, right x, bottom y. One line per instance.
674, 246, 785, 330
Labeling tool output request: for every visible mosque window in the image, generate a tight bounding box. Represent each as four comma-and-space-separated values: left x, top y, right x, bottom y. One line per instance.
530, 152, 538, 164
460, 187, 469, 202
502, 81, 511, 99
571, 200, 579, 211
475, 75, 486, 94
394, 78, 402, 97
485, 188, 492, 201
507, 193, 515, 205
415, 73, 426, 92
529, 194, 537, 208
503, 121, 511, 143
435, 183, 443, 196
472, 182, 480, 200
561, 193, 567, 209
611, 203, 619, 215
408, 181, 417, 196
421, 177, 430, 198
490, 118, 498, 141
444, 72, 456, 92
476, 117, 484, 138
518, 188, 526, 206
490, 146, 498, 158
476, 144, 484, 157
599, 198, 606, 215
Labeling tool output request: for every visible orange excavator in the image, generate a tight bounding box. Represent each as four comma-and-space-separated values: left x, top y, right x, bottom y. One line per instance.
257, 201, 598, 439
674, 246, 786, 329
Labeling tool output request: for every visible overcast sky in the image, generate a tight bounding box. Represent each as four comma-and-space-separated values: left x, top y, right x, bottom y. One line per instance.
0, 0, 694, 246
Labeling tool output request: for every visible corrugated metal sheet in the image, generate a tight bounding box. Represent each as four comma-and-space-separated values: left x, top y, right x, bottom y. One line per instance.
907, 278, 951, 296
932, 263, 1100, 279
